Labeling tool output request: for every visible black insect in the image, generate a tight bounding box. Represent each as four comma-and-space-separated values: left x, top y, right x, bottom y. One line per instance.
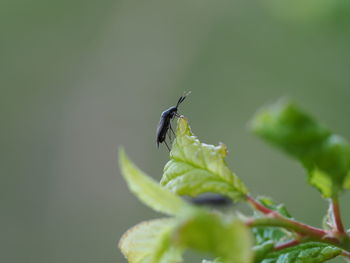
156, 92, 190, 151
187, 193, 232, 207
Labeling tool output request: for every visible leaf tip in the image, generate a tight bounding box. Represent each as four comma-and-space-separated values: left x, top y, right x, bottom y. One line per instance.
118, 146, 125, 161
217, 142, 228, 157
177, 116, 192, 136
250, 98, 294, 131
118, 147, 131, 180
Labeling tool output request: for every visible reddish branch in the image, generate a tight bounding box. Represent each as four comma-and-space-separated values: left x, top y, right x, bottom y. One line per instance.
274, 239, 300, 251
342, 250, 350, 258
330, 198, 345, 234
245, 195, 346, 248
246, 195, 328, 237
246, 195, 273, 215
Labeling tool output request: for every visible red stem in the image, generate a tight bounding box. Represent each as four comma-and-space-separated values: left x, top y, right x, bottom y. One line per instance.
246, 195, 350, 252
246, 195, 274, 215
274, 239, 300, 251
342, 250, 350, 258
246, 195, 328, 238
330, 198, 345, 234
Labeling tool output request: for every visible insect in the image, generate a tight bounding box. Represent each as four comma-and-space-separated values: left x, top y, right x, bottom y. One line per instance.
187, 193, 232, 207
156, 92, 191, 151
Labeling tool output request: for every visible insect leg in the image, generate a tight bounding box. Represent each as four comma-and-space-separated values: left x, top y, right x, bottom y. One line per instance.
169, 123, 176, 136
164, 140, 171, 151
167, 129, 172, 143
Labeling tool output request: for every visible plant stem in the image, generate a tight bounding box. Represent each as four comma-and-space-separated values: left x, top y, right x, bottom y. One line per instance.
245, 195, 349, 249
246, 195, 273, 215
342, 250, 350, 258
246, 217, 336, 242
274, 239, 300, 251
246, 195, 350, 252
330, 198, 345, 234
246, 195, 328, 237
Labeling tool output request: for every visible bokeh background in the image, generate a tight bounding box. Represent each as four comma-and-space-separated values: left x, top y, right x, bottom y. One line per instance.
2, 0, 350, 262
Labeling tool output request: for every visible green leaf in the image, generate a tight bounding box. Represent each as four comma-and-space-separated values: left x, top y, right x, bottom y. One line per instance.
251, 100, 350, 198
260, 242, 341, 263
119, 149, 192, 216
119, 218, 182, 263
174, 210, 254, 263
253, 241, 274, 263
161, 117, 248, 201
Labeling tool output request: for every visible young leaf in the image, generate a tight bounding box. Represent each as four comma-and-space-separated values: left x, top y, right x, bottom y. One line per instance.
260, 242, 341, 263
119, 149, 192, 216
251, 100, 350, 198
253, 241, 274, 263
174, 210, 254, 263
161, 117, 248, 201
119, 218, 182, 263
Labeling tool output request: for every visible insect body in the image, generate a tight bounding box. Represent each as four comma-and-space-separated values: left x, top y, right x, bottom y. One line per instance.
156, 92, 190, 150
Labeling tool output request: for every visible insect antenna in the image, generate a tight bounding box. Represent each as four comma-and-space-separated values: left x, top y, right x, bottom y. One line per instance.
176, 91, 191, 108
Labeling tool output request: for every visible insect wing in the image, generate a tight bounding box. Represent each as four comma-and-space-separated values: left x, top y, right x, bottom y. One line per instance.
156, 115, 168, 145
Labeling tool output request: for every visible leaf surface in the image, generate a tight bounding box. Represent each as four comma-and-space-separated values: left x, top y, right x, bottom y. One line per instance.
119, 149, 192, 216
251, 100, 350, 198
119, 218, 182, 263
175, 210, 254, 263
161, 117, 248, 201
260, 242, 341, 263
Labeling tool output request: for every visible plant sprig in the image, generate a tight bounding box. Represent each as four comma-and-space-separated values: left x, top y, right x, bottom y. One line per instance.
118, 100, 350, 263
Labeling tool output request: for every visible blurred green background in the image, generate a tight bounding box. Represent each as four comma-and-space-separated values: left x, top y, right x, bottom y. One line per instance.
2, 0, 350, 262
